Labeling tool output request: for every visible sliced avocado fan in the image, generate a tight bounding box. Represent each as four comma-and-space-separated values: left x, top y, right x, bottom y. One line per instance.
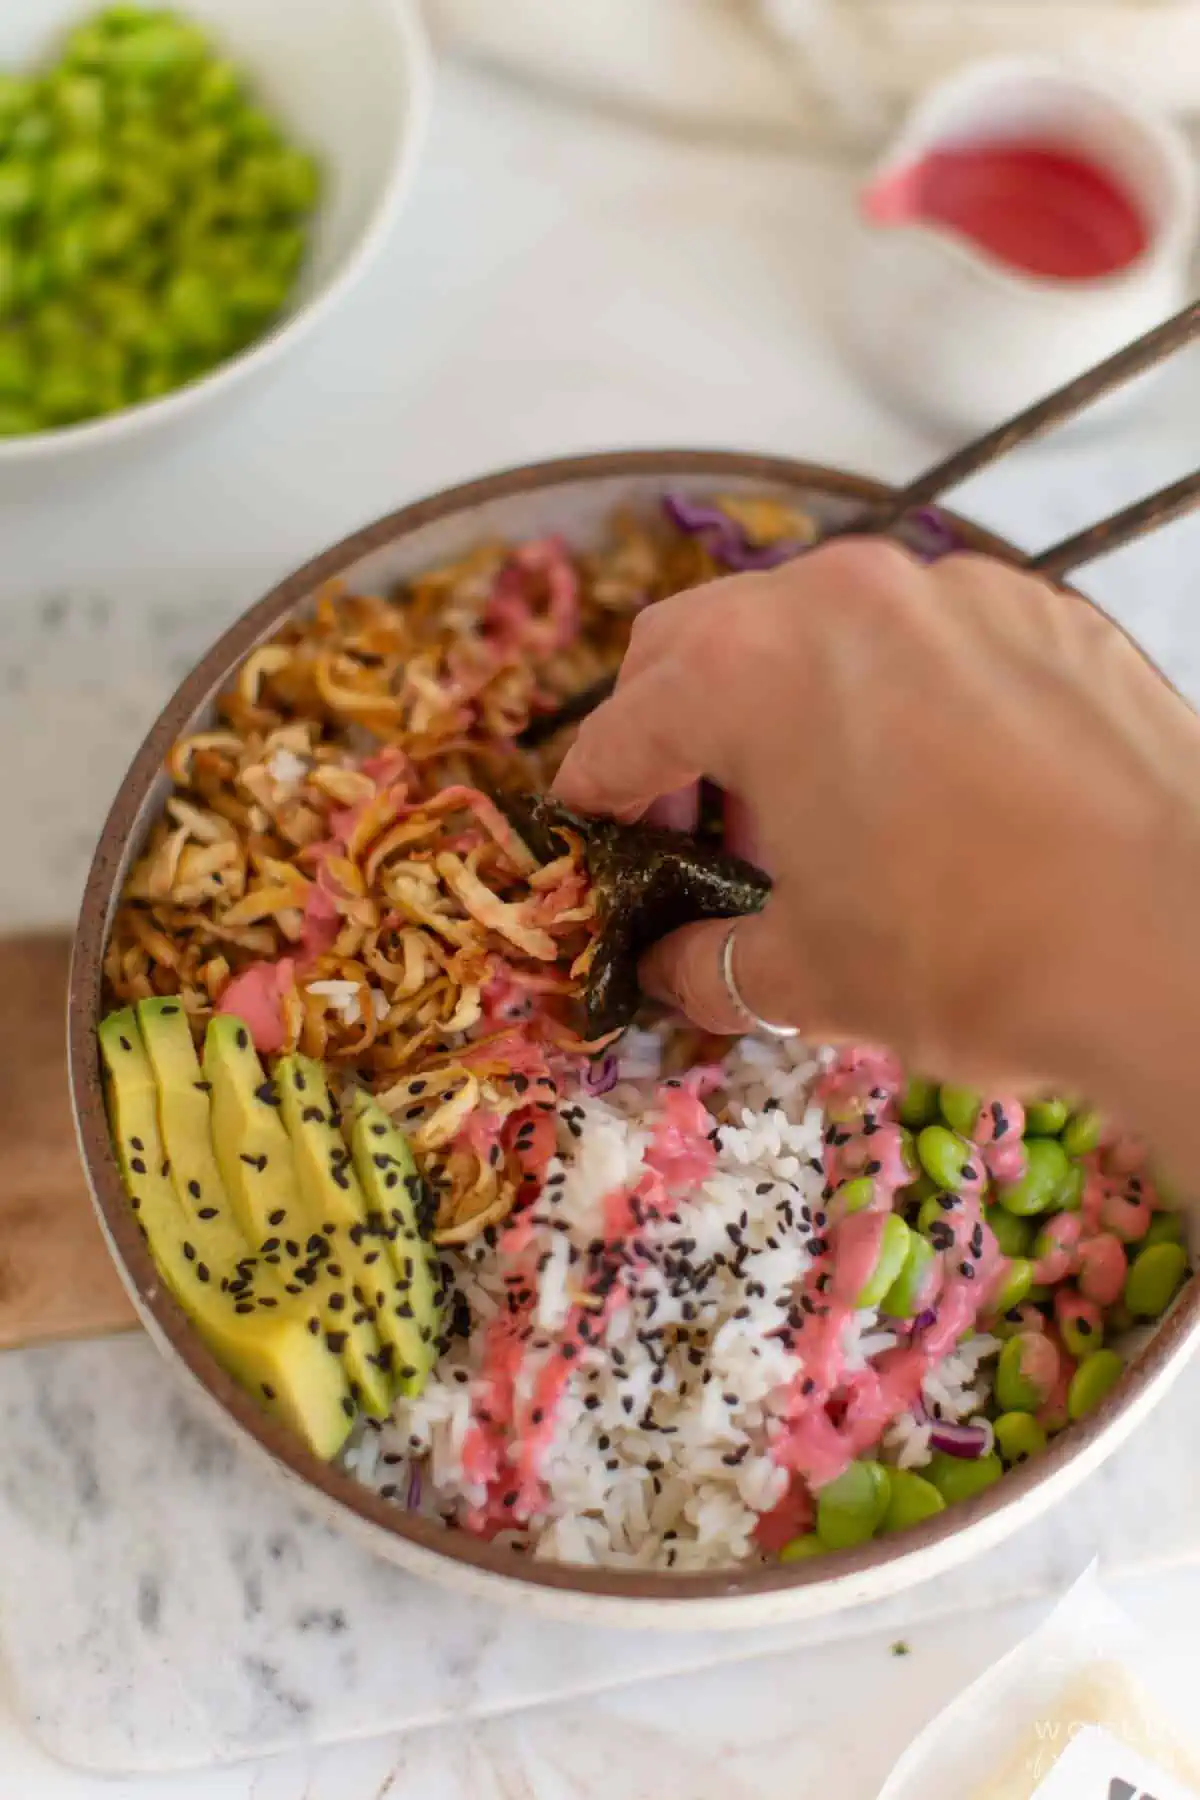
276, 1055, 440, 1401
100, 1005, 353, 1461
349, 1090, 441, 1399
204, 1019, 392, 1420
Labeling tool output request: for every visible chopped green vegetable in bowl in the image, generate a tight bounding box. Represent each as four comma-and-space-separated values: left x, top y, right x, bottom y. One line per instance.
0, 3, 321, 435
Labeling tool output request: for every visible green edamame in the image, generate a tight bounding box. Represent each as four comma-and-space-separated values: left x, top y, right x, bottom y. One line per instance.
880, 1233, 937, 1318
856, 1214, 913, 1309
996, 1138, 1070, 1217
1067, 1349, 1124, 1421
1056, 1162, 1086, 1213
1141, 1212, 1185, 1249
829, 1176, 875, 1221
917, 1191, 960, 1238
898, 1076, 938, 1129
1061, 1110, 1103, 1158
917, 1125, 973, 1192
779, 1534, 826, 1563
939, 1085, 981, 1138
1056, 1304, 1103, 1361
879, 1469, 945, 1534
994, 1330, 1058, 1412
816, 1461, 892, 1549
924, 1451, 1003, 1505
1124, 1242, 1188, 1320
992, 1412, 1047, 1466
1024, 1098, 1070, 1137
989, 1257, 1034, 1317
985, 1206, 1034, 1259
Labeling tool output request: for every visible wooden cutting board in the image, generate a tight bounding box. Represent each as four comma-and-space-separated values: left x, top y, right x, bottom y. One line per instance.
0, 935, 137, 1349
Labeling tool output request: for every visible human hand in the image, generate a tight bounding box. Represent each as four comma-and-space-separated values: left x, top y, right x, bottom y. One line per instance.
552, 539, 1200, 1109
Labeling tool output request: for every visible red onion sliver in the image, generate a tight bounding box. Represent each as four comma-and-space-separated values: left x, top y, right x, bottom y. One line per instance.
928, 1418, 994, 1460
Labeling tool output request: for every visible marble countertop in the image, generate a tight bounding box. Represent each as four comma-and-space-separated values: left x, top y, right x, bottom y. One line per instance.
1, 50, 1199, 1800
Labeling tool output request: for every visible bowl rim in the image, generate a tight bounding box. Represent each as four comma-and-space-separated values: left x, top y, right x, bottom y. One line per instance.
68, 446, 1200, 1607
0, 0, 432, 463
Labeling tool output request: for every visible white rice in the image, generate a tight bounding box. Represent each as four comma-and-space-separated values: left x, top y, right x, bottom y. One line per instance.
354, 1031, 1000, 1571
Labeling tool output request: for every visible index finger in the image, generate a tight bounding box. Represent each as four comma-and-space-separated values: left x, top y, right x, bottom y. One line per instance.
550, 659, 731, 819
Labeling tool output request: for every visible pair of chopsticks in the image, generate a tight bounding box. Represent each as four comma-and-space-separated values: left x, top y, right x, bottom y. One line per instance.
519, 299, 1200, 751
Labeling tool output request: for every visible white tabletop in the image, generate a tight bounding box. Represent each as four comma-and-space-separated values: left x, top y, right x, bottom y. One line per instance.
2, 53, 1199, 1798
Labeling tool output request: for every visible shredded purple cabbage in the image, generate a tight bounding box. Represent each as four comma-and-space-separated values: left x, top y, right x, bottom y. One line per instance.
581, 1053, 620, 1097
664, 493, 960, 572
662, 493, 811, 572
406, 1463, 423, 1511
906, 505, 960, 563
912, 1307, 939, 1333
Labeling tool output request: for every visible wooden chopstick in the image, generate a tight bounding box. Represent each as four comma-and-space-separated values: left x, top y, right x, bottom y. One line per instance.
858, 297, 1200, 536
1028, 467, 1200, 580
517, 302, 1200, 750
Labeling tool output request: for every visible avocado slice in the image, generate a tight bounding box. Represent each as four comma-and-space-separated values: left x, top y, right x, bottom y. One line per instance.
349, 1090, 440, 1398
99, 1008, 352, 1460
277, 1055, 438, 1398
204, 1019, 392, 1419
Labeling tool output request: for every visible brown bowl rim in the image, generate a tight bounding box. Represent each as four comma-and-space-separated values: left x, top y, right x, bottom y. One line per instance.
68, 447, 1200, 1607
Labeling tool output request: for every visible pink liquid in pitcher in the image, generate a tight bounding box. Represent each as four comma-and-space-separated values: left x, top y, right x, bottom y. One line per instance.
866, 140, 1148, 280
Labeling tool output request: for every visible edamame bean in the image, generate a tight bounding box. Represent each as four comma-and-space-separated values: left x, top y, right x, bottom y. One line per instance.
44, 145, 108, 214
992, 1412, 1047, 1466
879, 1469, 945, 1533
0, 399, 39, 435
994, 1330, 1059, 1412
880, 1233, 937, 1318
898, 1076, 938, 1129
917, 1191, 960, 1237
996, 1138, 1070, 1217
779, 1534, 826, 1563
1062, 1110, 1102, 1158
924, 1451, 1002, 1505
856, 1214, 913, 1309
0, 162, 37, 224
1141, 1212, 1185, 1249
0, 329, 31, 398
1054, 1291, 1103, 1359
0, 242, 17, 321
989, 1257, 1034, 1316
939, 1085, 981, 1138
1023, 1098, 1069, 1136
1056, 1162, 1086, 1213
829, 1176, 875, 1221
816, 1460, 892, 1549
47, 71, 107, 134
1067, 1349, 1124, 1421
986, 1206, 1034, 1259
1123, 1242, 1188, 1320
917, 1125, 972, 1192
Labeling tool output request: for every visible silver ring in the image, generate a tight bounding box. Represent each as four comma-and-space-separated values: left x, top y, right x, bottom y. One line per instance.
719, 922, 799, 1039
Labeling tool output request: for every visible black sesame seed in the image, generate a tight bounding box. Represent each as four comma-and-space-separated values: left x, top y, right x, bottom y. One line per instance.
187, 1180, 201, 1199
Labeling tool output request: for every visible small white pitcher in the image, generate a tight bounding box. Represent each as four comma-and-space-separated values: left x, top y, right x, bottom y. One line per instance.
845, 58, 1198, 438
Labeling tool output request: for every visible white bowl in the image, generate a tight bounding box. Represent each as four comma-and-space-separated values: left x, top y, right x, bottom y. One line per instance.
0, 0, 432, 465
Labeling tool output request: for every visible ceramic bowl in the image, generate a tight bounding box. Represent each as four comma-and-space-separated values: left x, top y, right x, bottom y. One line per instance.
68, 450, 1200, 1628
0, 0, 431, 466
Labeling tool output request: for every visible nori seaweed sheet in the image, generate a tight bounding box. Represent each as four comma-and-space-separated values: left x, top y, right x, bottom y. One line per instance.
506, 795, 771, 1037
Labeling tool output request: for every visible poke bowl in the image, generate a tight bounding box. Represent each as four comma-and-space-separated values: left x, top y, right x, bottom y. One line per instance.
69, 449, 1200, 1628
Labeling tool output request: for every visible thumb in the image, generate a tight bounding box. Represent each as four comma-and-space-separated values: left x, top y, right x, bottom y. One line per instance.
638, 907, 809, 1036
